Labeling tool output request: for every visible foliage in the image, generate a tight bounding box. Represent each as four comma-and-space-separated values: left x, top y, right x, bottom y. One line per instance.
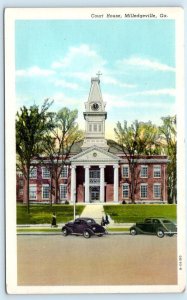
104, 204, 177, 223
159, 116, 176, 203
41, 107, 84, 203
16, 99, 54, 213
114, 120, 160, 202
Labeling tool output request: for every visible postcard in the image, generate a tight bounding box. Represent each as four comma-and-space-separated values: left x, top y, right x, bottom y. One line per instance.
5, 7, 185, 294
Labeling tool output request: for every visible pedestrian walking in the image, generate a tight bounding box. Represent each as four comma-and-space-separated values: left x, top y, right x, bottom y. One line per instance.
105, 214, 109, 225
51, 212, 57, 227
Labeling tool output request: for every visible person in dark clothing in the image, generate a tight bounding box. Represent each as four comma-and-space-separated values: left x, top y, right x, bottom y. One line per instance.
51, 212, 57, 227
105, 214, 109, 225
101, 216, 106, 226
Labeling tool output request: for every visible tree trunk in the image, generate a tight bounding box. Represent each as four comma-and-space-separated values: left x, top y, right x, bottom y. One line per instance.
26, 164, 30, 214
50, 174, 53, 206
55, 178, 59, 203
130, 165, 136, 204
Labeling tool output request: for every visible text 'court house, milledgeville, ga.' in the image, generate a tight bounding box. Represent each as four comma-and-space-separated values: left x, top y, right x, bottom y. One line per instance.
17, 76, 168, 204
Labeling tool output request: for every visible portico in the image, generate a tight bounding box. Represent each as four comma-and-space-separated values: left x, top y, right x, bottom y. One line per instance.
70, 146, 120, 203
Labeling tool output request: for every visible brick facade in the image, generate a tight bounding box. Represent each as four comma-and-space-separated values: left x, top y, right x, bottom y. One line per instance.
17, 154, 168, 204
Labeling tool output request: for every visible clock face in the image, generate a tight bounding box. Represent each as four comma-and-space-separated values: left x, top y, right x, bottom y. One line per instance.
91, 103, 99, 111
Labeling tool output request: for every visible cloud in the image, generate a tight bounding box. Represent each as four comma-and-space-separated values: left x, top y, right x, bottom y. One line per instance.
16, 66, 56, 77
52, 78, 79, 90
118, 56, 175, 72
102, 75, 136, 88
52, 44, 101, 68
126, 88, 176, 97
51, 44, 107, 79
139, 89, 176, 96
51, 92, 85, 108
103, 92, 175, 111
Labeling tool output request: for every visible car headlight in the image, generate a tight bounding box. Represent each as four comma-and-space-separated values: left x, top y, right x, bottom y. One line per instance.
92, 227, 96, 231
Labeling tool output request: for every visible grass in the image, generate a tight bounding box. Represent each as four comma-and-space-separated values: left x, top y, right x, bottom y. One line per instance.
17, 204, 85, 224
104, 204, 177, 223
17, 228, 61, 232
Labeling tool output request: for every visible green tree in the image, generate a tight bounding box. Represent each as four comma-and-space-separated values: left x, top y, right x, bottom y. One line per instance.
16, 99, 53, 213
42, 107, 83, 204
114, 120, 160, 203
159, 116, 176, 203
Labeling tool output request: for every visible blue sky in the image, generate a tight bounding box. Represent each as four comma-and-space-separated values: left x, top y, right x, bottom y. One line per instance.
15, 19, 176, 138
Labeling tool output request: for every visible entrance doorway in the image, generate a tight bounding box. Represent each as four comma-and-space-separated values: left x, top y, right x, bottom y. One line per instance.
90, 186, 100, 202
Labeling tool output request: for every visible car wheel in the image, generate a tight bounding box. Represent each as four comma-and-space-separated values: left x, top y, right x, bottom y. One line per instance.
62, 228, 69, 236
130, 228, 137, 236
83, 230, 91, 239
156, 229, 165, 238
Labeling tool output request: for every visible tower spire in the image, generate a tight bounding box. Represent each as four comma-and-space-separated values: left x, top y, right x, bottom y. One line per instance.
81, 75, 108, 150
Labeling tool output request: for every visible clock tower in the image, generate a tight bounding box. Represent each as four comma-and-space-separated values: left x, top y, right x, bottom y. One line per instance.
81, 76, 109, 150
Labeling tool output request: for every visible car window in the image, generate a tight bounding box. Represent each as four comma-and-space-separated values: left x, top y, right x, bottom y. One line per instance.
153, 219, 160, 224
145, 219, 152, 223
74, 220, 81, 224
86, 219, 96, 225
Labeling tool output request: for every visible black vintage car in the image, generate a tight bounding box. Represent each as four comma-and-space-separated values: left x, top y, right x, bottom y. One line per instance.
130, 217, 177, 238
62, 217, 106, 238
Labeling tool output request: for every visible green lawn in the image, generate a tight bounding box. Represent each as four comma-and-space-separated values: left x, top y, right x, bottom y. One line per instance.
17, 204, 85, 224
104, 204, 177, 223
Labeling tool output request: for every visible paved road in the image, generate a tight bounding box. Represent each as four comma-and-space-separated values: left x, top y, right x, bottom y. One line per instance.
17, 234, 177, 286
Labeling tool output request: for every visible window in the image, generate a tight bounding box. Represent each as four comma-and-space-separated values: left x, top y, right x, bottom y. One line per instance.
60, 166, 68, 178
90, 170, 100, 178
140, 184, 148, 198
42, 167, 50, 179
29, 167, 37, 179
90, 170, 100, 184
122, 184, 129, 198
19, 188, 23, 195
153, 165, 161, 178
122, 165, 129, 178
42, 184, 50, 199
29, 184, 37, 200
98, 124, 102, 132
19, 179, 24, 187
153, 184, 161, 198
140, 166, 148, 178
89, 124, 92, 132
60, 184, 67, 200
153, 219, 160, 224
93, 124, 97, 132
18, 171, 23, 178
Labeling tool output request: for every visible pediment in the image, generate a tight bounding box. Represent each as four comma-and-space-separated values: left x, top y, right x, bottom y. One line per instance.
70, 146, 119, 164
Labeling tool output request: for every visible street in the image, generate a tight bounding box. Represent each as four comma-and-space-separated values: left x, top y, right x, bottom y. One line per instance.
17, 234, 177, 286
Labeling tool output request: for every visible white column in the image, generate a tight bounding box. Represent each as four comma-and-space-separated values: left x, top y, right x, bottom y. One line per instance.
70, 165, 76, 203
99, 165, 105, 203
84, 166, 90, 203
113, 165, 119, 202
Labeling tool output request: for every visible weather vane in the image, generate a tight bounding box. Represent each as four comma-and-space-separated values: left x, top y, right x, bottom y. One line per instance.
96, 70, 102, 79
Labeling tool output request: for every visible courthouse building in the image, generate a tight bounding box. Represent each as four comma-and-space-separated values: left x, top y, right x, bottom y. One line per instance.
17, 76, 168, 204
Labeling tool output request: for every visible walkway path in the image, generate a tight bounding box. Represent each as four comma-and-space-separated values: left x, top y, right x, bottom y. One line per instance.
80, 204, 105, 224
80, 204, 116, 225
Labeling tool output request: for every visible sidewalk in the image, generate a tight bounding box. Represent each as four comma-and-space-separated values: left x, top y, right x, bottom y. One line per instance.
17, 222, 133, 235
